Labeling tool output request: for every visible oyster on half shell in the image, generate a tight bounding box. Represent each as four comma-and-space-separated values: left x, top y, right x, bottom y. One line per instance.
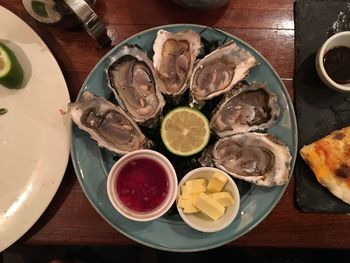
153, 29, 201, 97
210, 82, 280, 137
189, 41, 257, 104
69, 91, 152, 155
106, 45, 165, 126
209, 133, 291, 186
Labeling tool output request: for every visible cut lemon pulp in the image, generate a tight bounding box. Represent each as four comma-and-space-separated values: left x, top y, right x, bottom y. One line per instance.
161, 107, 210, 156
0, 42, 24, 89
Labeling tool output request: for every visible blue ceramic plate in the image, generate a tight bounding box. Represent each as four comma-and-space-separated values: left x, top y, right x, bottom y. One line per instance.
71, 24, 297, 252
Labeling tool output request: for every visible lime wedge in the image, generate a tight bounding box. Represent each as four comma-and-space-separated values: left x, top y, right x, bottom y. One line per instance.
0, 41, 24, 89
161, 107, 210, 156
32, 1, 49, 18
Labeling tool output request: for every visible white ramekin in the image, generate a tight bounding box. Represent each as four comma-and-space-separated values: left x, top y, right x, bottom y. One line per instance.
315, 31, 350, 92
107, 149, 178, 222
176, 167, 240, 233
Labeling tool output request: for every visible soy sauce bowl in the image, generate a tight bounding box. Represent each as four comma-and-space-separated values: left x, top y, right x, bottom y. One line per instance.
316, 31, 350, 92
107, 150, 178, 221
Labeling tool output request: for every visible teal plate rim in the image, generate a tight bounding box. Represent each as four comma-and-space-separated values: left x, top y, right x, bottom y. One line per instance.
71, 24, 298, 252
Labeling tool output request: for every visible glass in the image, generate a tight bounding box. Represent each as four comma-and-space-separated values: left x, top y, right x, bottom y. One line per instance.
22, 0, 111, 48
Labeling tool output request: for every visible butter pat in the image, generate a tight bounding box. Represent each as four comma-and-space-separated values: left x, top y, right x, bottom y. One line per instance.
184, 178, 207, 194
207, 172, 228, 192
194, 193, 225, 220
209, 192, 235, 207
181, 179, 206, 199
178, 195, 199, 213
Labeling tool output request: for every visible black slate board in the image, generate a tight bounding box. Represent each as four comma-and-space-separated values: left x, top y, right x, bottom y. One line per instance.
294, 0, 350, 212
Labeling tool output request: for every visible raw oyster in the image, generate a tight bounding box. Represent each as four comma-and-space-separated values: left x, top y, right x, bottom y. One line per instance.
153, 29, 201, 97
106, 45, 165, 126
69, 91, 152, 155
210, 82, 280, 137
189, 41, 257, 103
209, 133, 291, 186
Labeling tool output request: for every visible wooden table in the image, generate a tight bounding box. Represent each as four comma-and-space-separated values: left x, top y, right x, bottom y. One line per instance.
2, 0, 349, 250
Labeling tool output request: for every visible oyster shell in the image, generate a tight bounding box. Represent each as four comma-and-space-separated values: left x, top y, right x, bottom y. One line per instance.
106, 45, 165, 126
189, 41, 257, 103
210, 133, 291, 186
153, 29, 201, 97
210, 82, 280, 137
69, 91, 152, 155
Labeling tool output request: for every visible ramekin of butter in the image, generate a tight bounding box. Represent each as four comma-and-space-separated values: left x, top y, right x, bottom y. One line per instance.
176, 167, 240, 232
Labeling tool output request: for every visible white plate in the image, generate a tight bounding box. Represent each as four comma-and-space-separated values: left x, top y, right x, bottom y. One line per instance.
0, 6, 71, 252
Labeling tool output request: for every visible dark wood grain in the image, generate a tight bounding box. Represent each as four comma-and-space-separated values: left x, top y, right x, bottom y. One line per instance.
4, 0, 348, 250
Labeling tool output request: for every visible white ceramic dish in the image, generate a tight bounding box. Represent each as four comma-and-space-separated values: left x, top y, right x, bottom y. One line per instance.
0, 6, 71, 252
177, 167, 240, 233
316, 31, 350, 92
107, 150, 178, 221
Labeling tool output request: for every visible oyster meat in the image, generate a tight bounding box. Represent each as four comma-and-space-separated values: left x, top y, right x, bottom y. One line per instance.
210, 82, 280, 137
210, 133, 291, 186
153, 29, 201, 97
106, 45, 165, 126
189, 41, 257, 103
69, 91, 151, 155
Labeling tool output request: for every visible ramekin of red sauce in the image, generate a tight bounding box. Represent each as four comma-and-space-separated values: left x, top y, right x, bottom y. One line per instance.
316, 31, 350, 92
107, 149, 178, 221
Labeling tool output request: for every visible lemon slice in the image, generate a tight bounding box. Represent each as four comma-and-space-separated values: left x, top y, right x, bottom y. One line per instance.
161, 107, 210, 156
0, 41, 24, 89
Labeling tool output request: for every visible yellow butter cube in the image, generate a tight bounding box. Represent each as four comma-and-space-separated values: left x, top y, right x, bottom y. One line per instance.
194, 193, 225, 220
184, 178, 207, 194
181, 186, 199, 199
179, 197, 199, 213
208, 192, 235, 207
207, 172, 228, 192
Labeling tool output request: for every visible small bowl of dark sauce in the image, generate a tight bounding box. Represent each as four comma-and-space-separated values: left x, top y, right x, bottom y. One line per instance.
316, 31, 350, 92
107, 150, 178, 221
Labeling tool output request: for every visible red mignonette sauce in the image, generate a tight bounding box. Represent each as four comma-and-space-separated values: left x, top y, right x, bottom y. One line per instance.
116, 157, 169, 212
